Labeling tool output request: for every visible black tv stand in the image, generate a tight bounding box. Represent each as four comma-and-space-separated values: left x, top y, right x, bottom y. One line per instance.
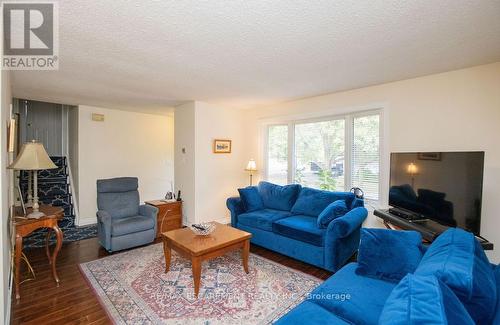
374, 209, 494, 250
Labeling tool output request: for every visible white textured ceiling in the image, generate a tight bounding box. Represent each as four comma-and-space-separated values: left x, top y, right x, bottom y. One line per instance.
11, 0, 500, 113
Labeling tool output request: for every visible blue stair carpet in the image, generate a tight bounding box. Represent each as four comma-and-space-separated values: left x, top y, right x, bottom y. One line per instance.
20, 156, 97, 248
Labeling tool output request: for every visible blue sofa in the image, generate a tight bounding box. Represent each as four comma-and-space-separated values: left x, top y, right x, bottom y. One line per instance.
226, 181, 368, 272
276, 228, 500, 325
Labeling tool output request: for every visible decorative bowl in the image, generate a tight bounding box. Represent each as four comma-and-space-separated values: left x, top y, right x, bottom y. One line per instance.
190, 222, 216, 236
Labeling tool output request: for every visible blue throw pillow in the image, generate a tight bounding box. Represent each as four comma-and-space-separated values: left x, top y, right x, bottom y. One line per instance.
238, 186, 264, 212
356, 229, 424, 282
291, 187, 355, 217
379, 274, 474, 325
317, 200, 348, 229
415, 228, 497, 325
257, 181, 301, 211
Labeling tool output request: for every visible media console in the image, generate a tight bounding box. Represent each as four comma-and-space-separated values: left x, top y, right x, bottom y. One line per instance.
374, 209, 494, 250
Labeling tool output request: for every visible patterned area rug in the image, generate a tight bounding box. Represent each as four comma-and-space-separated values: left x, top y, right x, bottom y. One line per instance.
80, 243, 322, 324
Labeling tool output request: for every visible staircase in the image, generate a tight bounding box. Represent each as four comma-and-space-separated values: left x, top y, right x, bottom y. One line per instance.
19, 156, 97, 248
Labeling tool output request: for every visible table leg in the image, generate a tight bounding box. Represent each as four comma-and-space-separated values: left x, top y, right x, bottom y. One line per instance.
15, 235, 23, 300
51, 225, 63, 285
192, 257, 201, 298
242, 239, 250, 274
45, 228, 52, 264
163, 240, 171, 273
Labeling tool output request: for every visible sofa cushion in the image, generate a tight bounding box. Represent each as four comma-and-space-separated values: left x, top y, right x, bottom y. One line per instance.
111, 215, 155, 236
291, 187, 354, 217
273, 215, 326, 246
237, 209, 291, 232
415, 228, 497, 325
317, 200, 348, 229
356, 229, 424, 282
238, 186, 264, 212
309, 263, 397, 325
257, 181, 301, 211
274, 301, 351, 325
379, 274, 474, 325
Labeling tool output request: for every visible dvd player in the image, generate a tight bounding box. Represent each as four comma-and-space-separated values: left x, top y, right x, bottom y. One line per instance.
388, 207, 428, 222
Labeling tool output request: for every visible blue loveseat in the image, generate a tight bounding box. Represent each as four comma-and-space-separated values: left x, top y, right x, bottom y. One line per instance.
276, 228, 500, 325
226, 181, 368, 272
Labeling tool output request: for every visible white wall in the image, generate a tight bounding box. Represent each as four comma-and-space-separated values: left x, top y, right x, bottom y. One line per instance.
0, 70, 12, 324
243, 62, 500, 262
194, 101, 248, 224
174, 102, 196, 225
67, 106, 79, 205
174, 101, 248, 225
77, 105, 174, 225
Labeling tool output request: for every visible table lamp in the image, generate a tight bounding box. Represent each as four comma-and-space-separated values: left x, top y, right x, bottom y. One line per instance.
8, 140, 57, 218
245, 159, 257, 186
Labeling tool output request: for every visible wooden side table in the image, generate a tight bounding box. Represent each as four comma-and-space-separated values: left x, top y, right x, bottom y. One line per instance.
145, 200, 183, 238
13, 205, 64, 300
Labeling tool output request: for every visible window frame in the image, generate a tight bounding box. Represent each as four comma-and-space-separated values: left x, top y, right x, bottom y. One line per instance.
264, 108, 384, 203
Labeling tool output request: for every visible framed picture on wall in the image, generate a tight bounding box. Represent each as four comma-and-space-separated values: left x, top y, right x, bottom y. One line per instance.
418, 152, 442, 161
213, 139, 232, 153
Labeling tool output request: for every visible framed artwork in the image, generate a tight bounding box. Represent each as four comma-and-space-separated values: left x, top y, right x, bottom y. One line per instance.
418, 152, 441, 161
213, 139, 232, 154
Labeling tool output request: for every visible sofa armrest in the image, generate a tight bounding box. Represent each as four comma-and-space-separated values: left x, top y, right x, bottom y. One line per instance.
323, 207, 368, 271
329, 207, 368, 238
226, 197, 245, 226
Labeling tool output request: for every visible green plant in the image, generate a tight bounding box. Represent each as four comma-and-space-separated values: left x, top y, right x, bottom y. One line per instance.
318, 170, 336, 190
294, 168, 304, 184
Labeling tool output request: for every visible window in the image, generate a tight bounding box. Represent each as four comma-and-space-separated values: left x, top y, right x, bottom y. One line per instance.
294, 119, 345, 191
265, 110, 381, 201
267, 125, 288, 185
352, 114, 380, 200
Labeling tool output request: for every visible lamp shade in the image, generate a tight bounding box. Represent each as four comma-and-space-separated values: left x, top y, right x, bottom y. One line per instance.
406, 162, 418, 175
8, 140, 57, 170
245, 159, 257, 171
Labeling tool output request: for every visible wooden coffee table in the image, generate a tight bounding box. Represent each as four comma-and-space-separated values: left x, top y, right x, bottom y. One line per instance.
161, 222, 252, 297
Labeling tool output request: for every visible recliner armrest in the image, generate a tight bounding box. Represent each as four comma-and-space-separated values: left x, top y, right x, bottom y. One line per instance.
96, 210, 112, 225
139, 204, 158, 220
329, 207, 368, 238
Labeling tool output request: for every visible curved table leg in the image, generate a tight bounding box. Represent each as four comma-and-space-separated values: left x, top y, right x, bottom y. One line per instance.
45, 228, 52, 264
15, 235, 23, 300
51, 225, 63, 285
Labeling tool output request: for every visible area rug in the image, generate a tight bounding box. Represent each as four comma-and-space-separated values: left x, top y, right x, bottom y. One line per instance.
79, 243, 322, 324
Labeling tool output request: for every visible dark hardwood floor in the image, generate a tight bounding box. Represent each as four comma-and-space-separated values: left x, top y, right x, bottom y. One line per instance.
11, 237, 333, 324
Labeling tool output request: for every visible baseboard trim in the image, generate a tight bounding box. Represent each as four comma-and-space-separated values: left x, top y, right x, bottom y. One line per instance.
77, 217, 97, 226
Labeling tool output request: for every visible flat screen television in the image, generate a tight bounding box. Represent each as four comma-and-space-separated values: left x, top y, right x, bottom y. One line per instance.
389, 151, 484, 235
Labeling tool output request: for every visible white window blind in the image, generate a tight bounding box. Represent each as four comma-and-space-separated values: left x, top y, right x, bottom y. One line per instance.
267, 125, 288, 185
351, 114, 380, 200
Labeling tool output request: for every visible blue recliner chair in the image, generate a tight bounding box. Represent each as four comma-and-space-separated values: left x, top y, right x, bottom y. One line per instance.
96, 177, 158, 252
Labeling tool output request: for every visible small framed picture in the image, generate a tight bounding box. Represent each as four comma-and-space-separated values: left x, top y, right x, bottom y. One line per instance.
213, 139, 232, 154
418, 152, 442, 161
